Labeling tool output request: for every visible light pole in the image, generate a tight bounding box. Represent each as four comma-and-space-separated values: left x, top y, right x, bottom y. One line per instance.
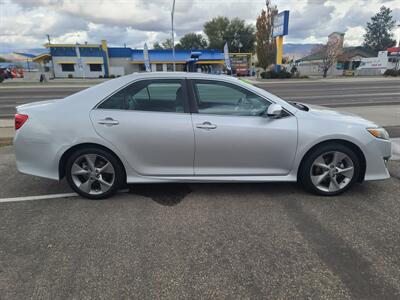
171, 0, 176, 72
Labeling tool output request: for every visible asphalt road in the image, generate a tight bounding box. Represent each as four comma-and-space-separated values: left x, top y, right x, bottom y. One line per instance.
1, 79, 400, 298
0, 86, 83, 118
256, 79, 400, 108
1, 145, 400, 299
1, 78, 400, 117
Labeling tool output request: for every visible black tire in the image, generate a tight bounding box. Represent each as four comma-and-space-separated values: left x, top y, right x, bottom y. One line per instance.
65, 147, 125, 199
299, 142, 361, 196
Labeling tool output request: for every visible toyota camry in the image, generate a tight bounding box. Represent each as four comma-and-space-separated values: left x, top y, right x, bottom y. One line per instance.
14, 72, 391, 199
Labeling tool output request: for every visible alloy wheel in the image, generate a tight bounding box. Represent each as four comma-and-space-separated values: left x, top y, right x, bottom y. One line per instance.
70, 154, 115, 195
310, 151, 354, 193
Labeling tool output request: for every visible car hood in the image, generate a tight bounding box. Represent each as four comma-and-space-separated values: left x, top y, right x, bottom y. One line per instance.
303, 104, 379, 127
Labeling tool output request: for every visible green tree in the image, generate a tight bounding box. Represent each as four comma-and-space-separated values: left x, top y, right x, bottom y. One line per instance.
256, 1, 278, 69
226, 18, 256, 53
0, 57, 8, 62
363, 6, 396, 54
203, 16, 230, 50
179, 33, 208, 50
174, 43, 184, 50
204, 16, 255, 52
152, 41, 163, 50
162, 38, 174, 49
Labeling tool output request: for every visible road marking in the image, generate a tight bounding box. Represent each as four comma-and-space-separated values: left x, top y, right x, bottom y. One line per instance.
284, 92, 400, 100
0, 192, 78, 203
0, 189, 130, 203
315, 100, 400, 107
0, 95, 65, 99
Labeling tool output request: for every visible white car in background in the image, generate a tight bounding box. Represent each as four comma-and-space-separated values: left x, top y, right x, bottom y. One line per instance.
14, 72, 391, 199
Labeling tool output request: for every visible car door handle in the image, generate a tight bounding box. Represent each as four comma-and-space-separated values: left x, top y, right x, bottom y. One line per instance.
196, 122, 217, 130
98, 118, 119, 126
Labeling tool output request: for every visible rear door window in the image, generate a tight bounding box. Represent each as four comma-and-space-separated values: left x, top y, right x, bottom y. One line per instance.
98, 79, 187, 113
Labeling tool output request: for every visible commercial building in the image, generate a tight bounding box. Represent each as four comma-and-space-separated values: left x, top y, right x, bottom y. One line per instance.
296, 32, 375, 76
356, 47, 399, 75
30, 40, 226, 78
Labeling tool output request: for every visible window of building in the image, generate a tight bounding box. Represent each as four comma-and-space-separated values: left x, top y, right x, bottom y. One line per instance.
192, 80, 269, 116
156, 64, 163, 71
166, 64, 173, 71
61, 63, 75, 72
98, 79, 186, 113
176, 64, 186, 72
89, 64, 102, 72
139, 64, 146, 72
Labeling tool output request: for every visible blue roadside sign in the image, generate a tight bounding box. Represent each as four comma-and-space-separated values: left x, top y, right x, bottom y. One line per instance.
273, 10, 289, 37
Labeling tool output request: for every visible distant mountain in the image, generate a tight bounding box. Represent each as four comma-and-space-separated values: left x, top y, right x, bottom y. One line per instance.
0, 48, 46, 55
283, 43, 320, 59
0, 48, 49, 62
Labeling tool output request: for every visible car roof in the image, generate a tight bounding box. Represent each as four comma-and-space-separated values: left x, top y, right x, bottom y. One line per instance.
124, 71, 240, 82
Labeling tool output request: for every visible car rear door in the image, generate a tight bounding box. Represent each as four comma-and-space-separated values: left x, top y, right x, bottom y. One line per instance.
189, 79, 298, 176
91, 78, 195, 176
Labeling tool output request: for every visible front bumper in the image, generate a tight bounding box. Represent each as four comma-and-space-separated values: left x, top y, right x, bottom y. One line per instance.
363, 138, 391, 181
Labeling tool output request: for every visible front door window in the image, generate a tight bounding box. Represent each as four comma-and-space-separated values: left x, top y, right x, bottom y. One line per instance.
192, 80, 270, 116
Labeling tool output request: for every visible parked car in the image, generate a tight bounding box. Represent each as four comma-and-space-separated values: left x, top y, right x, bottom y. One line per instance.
14, 72, 391, 199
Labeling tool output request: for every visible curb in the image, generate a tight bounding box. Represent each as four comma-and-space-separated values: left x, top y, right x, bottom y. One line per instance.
0, 137, 13, 147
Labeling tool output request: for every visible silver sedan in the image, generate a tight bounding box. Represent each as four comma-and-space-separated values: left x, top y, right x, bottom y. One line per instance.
14, 73, 391, 199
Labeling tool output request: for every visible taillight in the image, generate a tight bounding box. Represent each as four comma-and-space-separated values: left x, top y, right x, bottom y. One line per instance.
15, 114, 29, 130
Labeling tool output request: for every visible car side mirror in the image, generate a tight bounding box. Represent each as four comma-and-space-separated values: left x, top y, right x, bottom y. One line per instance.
265, 104, 283, 118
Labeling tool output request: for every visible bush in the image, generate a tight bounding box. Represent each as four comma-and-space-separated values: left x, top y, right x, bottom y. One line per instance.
68, 74, 73, 78
260, 71, 269, 79
277, 71, 292, 78
383, 69, 399, 77
0, 75, 4, 83
260, 70, 292, 79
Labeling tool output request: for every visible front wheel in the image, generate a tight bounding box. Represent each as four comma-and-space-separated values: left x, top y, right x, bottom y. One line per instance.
65, 147, 124, 199
299, 143, 361, 196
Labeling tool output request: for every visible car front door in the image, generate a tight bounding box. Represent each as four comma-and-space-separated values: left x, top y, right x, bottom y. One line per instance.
91, 78, 195, 176
189, 79, 298, 176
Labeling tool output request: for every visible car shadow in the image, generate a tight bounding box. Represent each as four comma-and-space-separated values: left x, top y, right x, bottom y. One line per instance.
126, 182, 305, 206
124, 180, 380, 207
127, 183, 192, 206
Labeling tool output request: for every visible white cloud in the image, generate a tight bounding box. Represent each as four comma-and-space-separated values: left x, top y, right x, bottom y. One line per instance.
343, 26, 366, 47
1, 0, 399, 52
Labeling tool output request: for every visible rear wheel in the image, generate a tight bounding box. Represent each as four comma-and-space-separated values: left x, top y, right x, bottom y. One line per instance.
299, 143, 360, 196
65, 147, 124, 199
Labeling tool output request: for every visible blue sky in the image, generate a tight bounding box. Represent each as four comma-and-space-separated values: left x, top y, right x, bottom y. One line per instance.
0, 0, 399, 52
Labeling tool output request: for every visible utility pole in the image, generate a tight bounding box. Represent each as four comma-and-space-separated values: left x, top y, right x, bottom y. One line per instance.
171, 0, 176, 72
46, 34, 56, 79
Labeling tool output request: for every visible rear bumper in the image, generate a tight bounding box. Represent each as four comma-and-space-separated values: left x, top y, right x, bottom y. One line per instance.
14, 129, 60, 181
364, 138, 391, 181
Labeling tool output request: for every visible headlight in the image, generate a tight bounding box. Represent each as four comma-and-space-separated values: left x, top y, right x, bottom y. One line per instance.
367, 127, 390, 140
